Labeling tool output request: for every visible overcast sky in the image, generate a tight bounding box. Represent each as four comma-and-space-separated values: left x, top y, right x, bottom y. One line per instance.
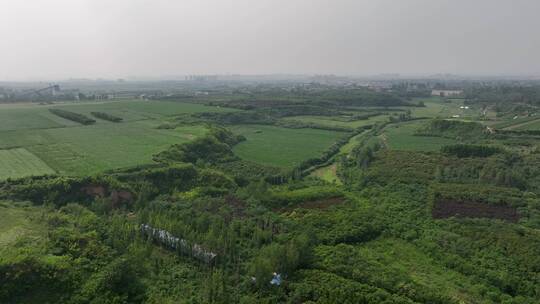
1, 0, 539, 80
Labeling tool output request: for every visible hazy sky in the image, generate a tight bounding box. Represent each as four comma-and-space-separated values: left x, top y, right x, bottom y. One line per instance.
1, 0, 539, 80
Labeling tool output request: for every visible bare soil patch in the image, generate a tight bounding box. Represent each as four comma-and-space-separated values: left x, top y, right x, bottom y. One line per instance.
82, 184, 134, 206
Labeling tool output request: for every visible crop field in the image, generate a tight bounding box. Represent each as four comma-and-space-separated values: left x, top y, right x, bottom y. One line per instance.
0, 100, 233, 129
0, 148, 55, 180
0, 100, 223, 178
513, 118, 540, 130
55, 100, 234, 121
498, 117, 540, 131
408, 98, 477, 118
381, 120, 456, 151
282, 114, 389, 129
0, 122, 207, 176
488, 116, 539, 130
231, 125, 345, 167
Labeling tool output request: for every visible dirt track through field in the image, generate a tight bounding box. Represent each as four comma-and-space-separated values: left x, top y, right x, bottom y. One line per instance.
503, 117, 540, 130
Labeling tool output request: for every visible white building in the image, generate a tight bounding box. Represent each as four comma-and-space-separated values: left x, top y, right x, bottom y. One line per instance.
432, 90, 463, 97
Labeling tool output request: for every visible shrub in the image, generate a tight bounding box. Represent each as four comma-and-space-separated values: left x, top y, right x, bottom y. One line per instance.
441, 144, 503, 158
90, 112, 123, 122
49, 109, 96, 125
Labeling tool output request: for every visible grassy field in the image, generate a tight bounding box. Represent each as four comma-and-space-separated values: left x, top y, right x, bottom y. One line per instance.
0, 122, 207, 176
282, 114, 389, 129
0, 148, 55, 180
488, 116, 539, 130
0, 100, 233, 130
231, 125, 345, 167
354, 238, 480, 303
339, 131, 369, 154
0, 100, 226, 178
310, 164, 342, 184
514, 118, 540, 130
382, 120, 456, 151
0, 201, 44, 247
408, 97, 478, 119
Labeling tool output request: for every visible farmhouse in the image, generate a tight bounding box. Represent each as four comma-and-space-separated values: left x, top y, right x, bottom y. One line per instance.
431, 89, 463, 97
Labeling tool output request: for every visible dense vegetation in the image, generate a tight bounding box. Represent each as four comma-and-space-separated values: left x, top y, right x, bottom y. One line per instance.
91, 111, 123, 122
49, 109, 96, 125
2, 83, 540, 303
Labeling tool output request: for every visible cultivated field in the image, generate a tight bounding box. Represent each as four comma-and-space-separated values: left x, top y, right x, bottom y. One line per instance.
381, 120, 456, 151
231, 125, 345, 167
489, 116, 540, 130
282, 114, 389, 129
0, 100, 232, 178
0, 148, 55, 180
508, 117, 540, 130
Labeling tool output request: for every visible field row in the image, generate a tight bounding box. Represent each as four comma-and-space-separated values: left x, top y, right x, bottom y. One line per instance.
0, 100, 233, 131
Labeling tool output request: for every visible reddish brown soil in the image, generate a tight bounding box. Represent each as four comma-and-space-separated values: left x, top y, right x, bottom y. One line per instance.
81, 185, 134, 205
432, 199, 519, 222
82, 185, 107, 197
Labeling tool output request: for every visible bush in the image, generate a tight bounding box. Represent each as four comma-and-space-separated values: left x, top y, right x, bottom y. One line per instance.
91, 112, 123, 122
441, 144, 503, 158
49, 109, 95, 125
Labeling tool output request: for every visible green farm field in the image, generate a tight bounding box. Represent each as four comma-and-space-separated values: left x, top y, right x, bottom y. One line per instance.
488, 116, 539, 130
0, 100, 231, 178
514, 118, 540, 130
231, 125, 345, 167
282, 114, 389, 129
0, 100, 233, 130
408, 97, 477, 118
381, 120, 456, 151
0, 148, 55, 180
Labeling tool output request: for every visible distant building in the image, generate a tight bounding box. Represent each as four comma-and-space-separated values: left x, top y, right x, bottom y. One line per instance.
432, 89, 463, 97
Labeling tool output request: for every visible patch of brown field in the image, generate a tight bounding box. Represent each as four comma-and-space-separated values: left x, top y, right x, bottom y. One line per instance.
432, 199, 519, 222
82, 185, 107, 197
81, 185, 134, 206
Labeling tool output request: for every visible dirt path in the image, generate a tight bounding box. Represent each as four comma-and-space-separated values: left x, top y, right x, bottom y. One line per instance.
503, 117, 540, 130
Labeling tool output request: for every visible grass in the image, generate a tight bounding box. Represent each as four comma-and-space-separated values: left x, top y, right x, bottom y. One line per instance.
55, 100, 234, 120
282, 114, 389, 129
355, 238, 481, 303
0, 100, 235, 130
408, 97, 479, 119
0, 106, 66, 131
509, 117, 540, 130
231, 125, 345, 168
0, 201, 44, 247
0, 148, 55, 180
489, 116, 540, 130
17, 123, 206, 175
339, 131, 369, 154
382, 120, 456, 151
310, 164, 342, 184
0, 100, 221, 177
